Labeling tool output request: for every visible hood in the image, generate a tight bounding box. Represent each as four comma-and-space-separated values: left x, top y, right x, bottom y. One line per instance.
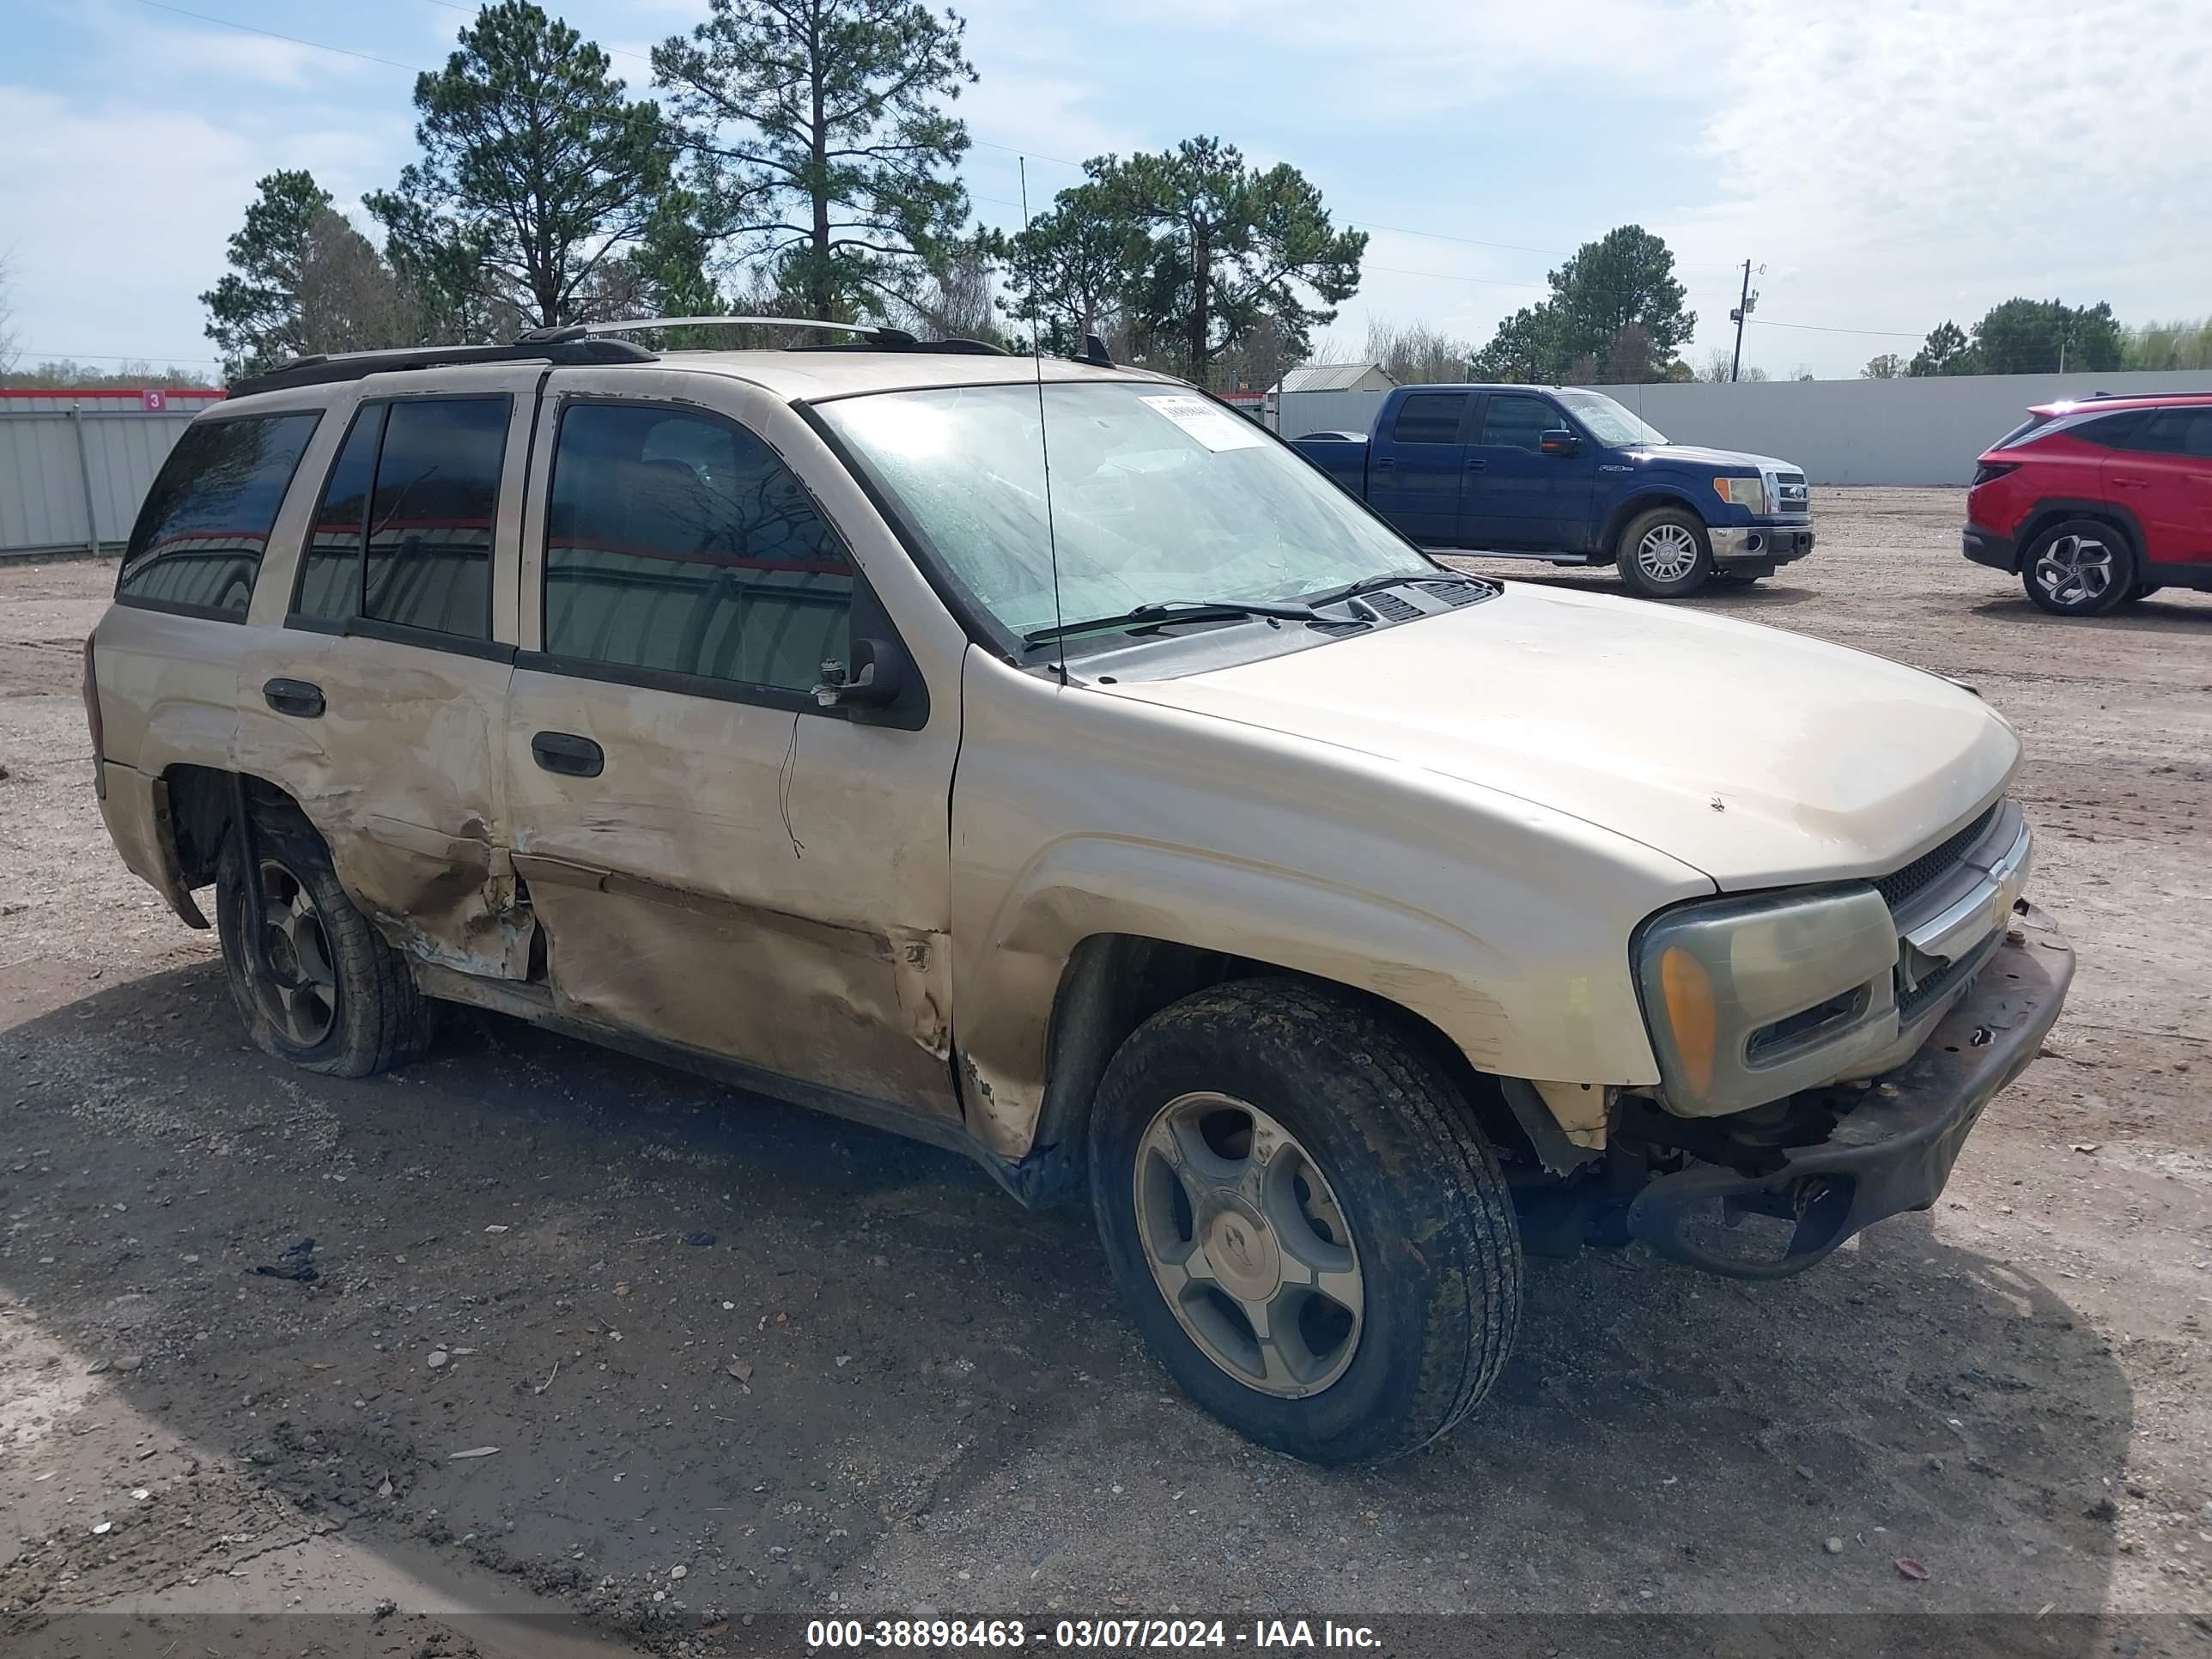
1100, 585, 2016, 890
1625, 443, 1797, 472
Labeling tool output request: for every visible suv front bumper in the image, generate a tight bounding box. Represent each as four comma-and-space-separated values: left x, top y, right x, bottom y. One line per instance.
1711, 522, 1814, 567
1624, 903, 2072, 1279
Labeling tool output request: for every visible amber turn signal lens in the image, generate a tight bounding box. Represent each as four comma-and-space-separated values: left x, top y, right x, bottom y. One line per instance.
1659, 945, 1719, 1092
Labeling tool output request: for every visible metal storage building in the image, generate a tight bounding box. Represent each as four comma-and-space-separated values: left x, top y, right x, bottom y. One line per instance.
0, 387, 225, 558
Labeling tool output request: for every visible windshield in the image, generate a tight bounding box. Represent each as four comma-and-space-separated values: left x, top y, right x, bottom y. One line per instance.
1556, 389, 1668, 447
819, 381, 1436, 642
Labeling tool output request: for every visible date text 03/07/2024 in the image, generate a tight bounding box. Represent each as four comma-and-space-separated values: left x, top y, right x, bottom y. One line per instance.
804, 1618, 1382, 1650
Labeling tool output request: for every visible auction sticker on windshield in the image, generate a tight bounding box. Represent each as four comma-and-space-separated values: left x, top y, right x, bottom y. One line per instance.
1140, 393, 1268, 451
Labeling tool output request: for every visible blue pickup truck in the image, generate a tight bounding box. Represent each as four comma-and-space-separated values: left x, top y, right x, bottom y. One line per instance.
1292, 384, 1814, 598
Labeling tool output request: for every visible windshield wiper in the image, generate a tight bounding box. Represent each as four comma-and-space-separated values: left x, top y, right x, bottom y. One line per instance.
1022, 598, 1318, 647
1300, 571, 1495, 608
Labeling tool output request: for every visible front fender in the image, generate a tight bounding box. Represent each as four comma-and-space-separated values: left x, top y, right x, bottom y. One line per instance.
955, 835, 1533, 1159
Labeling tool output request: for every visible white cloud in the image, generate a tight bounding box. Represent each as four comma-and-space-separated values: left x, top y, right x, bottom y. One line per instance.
1660, 0, 2212, 371
0, 86, 400, 367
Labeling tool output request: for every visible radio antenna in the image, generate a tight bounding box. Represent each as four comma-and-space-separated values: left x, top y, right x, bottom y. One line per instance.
1019, 157, 1068, 685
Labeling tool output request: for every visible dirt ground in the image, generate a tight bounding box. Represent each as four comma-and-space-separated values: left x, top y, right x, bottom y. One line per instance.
2, 488, 2209, 1657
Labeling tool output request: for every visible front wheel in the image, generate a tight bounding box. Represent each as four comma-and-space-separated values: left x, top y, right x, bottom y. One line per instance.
1616, 507, 1714, 599
1086, 980, 1522, 1465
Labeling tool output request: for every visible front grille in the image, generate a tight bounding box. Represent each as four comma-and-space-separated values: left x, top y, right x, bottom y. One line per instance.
1874, 803, 1998, 915
1898, 928, 2000, 1023
1776, 471, 1807, 487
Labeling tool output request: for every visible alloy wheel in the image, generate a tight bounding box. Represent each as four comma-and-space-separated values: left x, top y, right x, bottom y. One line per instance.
247, 860, 338, 1048
1132, 1091, 1364, 1398
1637, 522, 1702, 583
2033, 532, 2117, 608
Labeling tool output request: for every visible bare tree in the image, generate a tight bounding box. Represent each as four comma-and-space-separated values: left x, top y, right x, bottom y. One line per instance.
297, 210, 421, 355
887, 234, 1000, 343
1363, 317, 1474, 384
0, 252, 22, 377
1601, 322, 1656, 384
1696, 343, 1769, 383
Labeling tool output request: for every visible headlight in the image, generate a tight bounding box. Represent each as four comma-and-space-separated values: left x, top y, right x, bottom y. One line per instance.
1713, 476, 1769, 514
1633, 886, 1899, 1116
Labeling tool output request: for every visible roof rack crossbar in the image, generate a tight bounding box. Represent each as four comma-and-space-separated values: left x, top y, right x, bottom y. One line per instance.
562, 315, 1010, 356
229, 337, 657, 398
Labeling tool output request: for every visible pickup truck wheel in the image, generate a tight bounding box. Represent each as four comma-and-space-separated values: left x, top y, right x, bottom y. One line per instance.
215, 807, 434, 1078
1617, 507, 1714, 599
2022, 519, 2133, 617
1087, 979, 1522, 1465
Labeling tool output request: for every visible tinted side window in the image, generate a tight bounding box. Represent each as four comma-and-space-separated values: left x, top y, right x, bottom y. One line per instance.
2072, 410, 2148, 449
1389, 392, 1468, 446
362, 398, 508, 638
117, 413, 319, 617
294, 404, 386, 623
544, 403, 852, 695
2137, 409, 2212, 458
1479, 395, 1558, 450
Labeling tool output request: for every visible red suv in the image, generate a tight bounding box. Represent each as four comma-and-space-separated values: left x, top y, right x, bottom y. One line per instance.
1964, 392, 2212, 616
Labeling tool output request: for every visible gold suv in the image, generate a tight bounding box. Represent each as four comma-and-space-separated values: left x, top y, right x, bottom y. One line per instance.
86, 324, 2072, 1464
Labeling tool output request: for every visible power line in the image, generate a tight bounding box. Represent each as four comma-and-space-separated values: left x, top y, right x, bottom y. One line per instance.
130, 0, 425, 73
1352, 219, 1747, 278
1745, 318, 1923, 338
21, 348, 222, 362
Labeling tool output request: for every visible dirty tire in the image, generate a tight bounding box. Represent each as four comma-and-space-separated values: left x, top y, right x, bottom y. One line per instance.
1615, 506, 1714, 599
1087, 978, 1522, 1465
2022, 517, 2134, 617
2118, 580, 2161, 606
216, 800, 433, 1079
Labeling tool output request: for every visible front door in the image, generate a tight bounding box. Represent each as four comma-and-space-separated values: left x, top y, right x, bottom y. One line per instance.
1366, 390, 1472, 545
501, 371, 963, 1121
1462, 392, 1590, 548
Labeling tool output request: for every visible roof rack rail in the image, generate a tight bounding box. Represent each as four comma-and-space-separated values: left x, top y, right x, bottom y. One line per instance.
566, 316, 1009, 356
229, 336, 657, 398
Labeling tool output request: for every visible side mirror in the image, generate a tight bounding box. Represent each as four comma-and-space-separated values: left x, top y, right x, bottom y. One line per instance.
1539, 429, 1581, 456
813, 635, 908, 711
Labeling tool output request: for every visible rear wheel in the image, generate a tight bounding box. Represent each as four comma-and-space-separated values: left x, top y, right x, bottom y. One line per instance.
2022, 519, 2133, 617
1616, 507, 1713, 599
216, 801, 434, 1078
1086, 979, 1522, 1465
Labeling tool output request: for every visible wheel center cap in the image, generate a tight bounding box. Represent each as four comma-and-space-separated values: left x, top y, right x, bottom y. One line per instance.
1200, 1198, 1282, 1301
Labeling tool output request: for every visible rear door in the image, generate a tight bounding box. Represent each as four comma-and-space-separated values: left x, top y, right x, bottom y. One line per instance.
1462, 392, 1589, 548
234, 367, 538, 976
500, 368, 965, 1121
2106, 407, 2212, 567
1364, 391, 1472, 545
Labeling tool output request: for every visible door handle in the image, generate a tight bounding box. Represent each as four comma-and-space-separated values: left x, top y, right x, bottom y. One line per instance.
2110, 476, 2149, 489
1465, 457, 1487, 471
531, 731, 604, 778
263, 678, 325, 718
1374, 457, 1395, 471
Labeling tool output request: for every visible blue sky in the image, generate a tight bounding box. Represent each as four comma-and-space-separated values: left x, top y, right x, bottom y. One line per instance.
3, 0, 2209, 380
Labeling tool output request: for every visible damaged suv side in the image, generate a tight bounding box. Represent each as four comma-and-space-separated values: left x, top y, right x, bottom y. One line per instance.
87, 331, 2073, 1465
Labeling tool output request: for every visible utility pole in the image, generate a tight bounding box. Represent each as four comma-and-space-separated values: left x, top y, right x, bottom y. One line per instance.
1729, 258, 1753, 383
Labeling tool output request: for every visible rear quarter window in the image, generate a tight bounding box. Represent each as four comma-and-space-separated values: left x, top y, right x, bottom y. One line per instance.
116, 411, 320, 618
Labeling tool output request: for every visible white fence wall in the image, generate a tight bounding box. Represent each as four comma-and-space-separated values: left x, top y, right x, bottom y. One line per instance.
1275, 369, 2212, 487
0, 391, 224, 556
